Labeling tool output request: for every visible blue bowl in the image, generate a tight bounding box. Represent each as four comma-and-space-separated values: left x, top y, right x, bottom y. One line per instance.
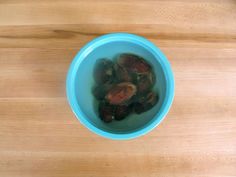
66, 33, 174, 140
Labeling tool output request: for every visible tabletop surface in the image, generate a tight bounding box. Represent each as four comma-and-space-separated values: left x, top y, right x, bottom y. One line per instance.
0, 0, 236, 177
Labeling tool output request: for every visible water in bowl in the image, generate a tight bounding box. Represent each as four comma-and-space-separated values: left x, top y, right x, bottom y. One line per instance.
74, 41, 166, 134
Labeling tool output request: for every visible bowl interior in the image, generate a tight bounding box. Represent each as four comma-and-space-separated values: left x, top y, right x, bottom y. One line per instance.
74, 40, 166, 134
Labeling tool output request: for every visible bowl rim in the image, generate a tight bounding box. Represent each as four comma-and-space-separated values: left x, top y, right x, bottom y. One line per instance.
66, 33, 174, 140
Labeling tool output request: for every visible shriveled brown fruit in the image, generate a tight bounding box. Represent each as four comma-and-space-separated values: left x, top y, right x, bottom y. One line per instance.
98, 101, 115, 123
117, 53, 151, 74
135, 72, 155, 94
133, 91, 159, 114
93, 83, 113, 100
106, 82, 137, 105
114, 105, 132, 121
114, 63, 132, 82
94, 59, 114, 84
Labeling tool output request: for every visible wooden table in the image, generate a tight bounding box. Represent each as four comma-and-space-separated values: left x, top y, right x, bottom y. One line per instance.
0, 1, 236, 177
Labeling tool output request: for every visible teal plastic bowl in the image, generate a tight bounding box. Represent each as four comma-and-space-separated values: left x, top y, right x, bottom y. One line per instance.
66, 33, 174, 140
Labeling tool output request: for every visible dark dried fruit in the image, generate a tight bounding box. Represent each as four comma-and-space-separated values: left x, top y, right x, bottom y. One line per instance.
135, 72, 155, 94
114, 63, 132, 82
93, 54, 158, 123
106, 82, 137, 105
117, 53, 151, 74
132, 102, 145, 114
93, 84, 113, 100
98, 101, 115, 123
134, 91, 159, 114
114, 105, 131, 121
94, 59, 114, 84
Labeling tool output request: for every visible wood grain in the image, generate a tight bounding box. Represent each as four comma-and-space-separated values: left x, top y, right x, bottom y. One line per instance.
0, 0, 236, 177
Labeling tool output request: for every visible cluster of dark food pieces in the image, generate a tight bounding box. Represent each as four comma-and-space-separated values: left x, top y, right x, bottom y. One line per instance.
93, 53, 159, 123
